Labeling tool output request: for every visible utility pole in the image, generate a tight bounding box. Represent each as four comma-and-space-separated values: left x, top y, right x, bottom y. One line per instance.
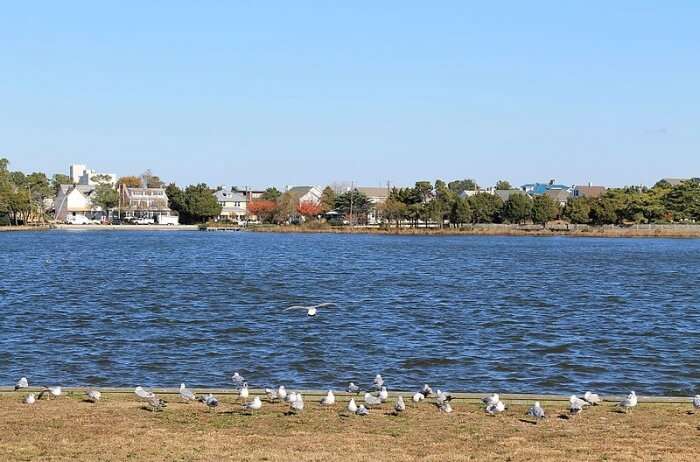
349, 181, 354, 227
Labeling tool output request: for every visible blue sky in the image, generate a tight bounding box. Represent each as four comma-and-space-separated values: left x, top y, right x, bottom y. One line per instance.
1, 1, 698, 189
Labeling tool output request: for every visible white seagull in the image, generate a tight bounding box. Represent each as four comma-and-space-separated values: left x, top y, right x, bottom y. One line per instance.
395, 395, 406, 414
15, 377, 29, 391
373, 374, 384, 390
412, 392, 425, 405
135, 386, 155, 400
356, 404, 370, 416
527, 401, 545, 420
85, 390, 101, 403
347, 398, 358, 413
347, 382, 360, 394
24, 393, 36, 405
438, 401, 453, 413
486, 400, 506, 415
482, 393, 499, 407
39, 386, 62, 400
179, 383, 196, 402
570, 395, 589, 415
284, 302, 335, 317
277, 385, 287, 401
320, 390, 336, 407
617, 391, 637, 413
693, 395, 700, 411
290, 393, 304, 413
239, 383, 250, 402
364, 392, 382, 407
231, 372, 245, 389
244, 396, 263, 413
421, 384, 433, 398
379, 386, 389, 402
583, 391, 602, 405
198, 393, 219, 411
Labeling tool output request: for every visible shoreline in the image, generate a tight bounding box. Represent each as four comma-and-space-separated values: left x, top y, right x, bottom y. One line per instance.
249, 223, 700, 239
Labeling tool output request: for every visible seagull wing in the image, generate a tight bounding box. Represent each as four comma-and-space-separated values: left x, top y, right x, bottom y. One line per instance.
311, 303, 336, 309
284, 306, 308, 311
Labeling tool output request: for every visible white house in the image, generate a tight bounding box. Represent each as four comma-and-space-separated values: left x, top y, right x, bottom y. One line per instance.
54, 185, 101, 221
214, 188, 248, 222
70, 164, 117, 186
286, 186, 322, 205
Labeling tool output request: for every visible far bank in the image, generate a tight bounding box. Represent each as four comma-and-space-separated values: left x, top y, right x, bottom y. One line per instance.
245, 223, 700, 239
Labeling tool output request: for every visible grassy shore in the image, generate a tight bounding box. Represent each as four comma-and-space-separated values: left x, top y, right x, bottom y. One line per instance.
249, 223, 700, 239
1, 392, 698, 461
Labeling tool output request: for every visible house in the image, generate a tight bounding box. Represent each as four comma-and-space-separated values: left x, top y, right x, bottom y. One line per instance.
544, 189, 571, 206
54, 185, 102, 221
118, 186, 178, 224
521, 181, 572, 196
494, 189, 528, 202
286, 186, 322, 205
572, 185, 607, 199
356, 187, 390, 205
214, 188, 248, 222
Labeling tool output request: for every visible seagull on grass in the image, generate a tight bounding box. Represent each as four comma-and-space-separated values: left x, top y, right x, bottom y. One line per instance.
412, 392, 424, 405
617, 391, 637, 413
290, 393, 304, 413
24, 393, 36, 405
486, 400, 506, 415
15, 377, 28, 391
379, 387, 389, 402
356, 405, 370, 416
85, 390, 101, 403
284, 302, 335, 317
569, 395, 589, 415
482, 393, 499, 407
438, 401, 453, 413
320, 390, 336, 407
231, 372, 245, 389
38, 386, 62, 400
373, 374, 384, 390
364, 392, 382, 407
693, 395, 700, 411
347, 398, 358, 413
527, 401, 545, 421
347, 382, 360, 394
395, 396, 406, 414
243, 396, 262, 413
179, 383, 196, 402
277, 386, 287, 401
583, 391, 602, 405
198, 393, 219, 411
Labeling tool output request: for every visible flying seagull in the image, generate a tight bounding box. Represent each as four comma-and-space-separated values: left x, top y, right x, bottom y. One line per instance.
284, 302, 335, 317
85, 390, 101, 403
15, 377, 28, 391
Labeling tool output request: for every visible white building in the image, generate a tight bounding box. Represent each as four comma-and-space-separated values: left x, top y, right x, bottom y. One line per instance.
54, 185, 102, 221
286, 186, 322, 204
70, 164, 117, 186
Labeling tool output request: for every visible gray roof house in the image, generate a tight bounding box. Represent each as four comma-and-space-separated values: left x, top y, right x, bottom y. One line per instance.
214, 188, 248, 221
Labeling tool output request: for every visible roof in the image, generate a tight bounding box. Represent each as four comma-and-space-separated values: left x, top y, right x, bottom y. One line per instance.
57, 184, 96, 196
573, 185, 606, 198
287, 186, 314, 196
522, 183, 572, 195
214, 189, 247, 202
495, 189, 528, 202
356, 187, 389, 197
544, 189, 571, 203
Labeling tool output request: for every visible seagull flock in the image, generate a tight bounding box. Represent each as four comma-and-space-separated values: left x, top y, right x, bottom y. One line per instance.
11, 374, 700, 421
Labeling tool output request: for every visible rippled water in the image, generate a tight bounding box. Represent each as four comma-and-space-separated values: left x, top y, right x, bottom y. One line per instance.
1, 230, 699, 395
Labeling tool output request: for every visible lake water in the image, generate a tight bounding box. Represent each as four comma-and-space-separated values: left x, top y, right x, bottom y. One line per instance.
1, 230, 699, 395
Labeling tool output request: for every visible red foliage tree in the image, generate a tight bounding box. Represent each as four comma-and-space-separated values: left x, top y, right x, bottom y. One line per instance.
247, 199, 277, 223
297, 200, 322, 219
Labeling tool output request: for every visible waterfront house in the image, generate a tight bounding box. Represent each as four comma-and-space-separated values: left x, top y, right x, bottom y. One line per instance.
286, 186, 323, 205
494, 189, 528, 203
214, 188, 248, 222
521, 181, 572, 196
118, 186, 178, 224
54, 185, 102, 221
544, 189, 571, 206
572, 185, 607, 199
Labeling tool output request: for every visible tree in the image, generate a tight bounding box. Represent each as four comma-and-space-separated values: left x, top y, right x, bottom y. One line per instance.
335, 190, 372, 224
379, 197, 407, 228
247, 199, 277, 223
502, 193, 532, 224
165, 183, 221, 224
468, 193, 503, 223
261, 187, 281, 201
297, 201, 322, 220
495, 180, 512, 190
118, 176, 143, 188
142, 170, 164, 188
448, 179, 478, 195
93, 184, 118, 215
274, 192, 297, 223
532, 195, 560, 225
449, 197, 472, 227
320, 186, 336, 213
563, 197, 592, 224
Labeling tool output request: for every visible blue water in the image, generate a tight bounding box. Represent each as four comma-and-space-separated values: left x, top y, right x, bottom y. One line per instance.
1, 230, 699, 395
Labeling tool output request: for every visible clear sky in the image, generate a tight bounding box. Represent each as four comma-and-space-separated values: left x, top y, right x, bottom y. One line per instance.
1, 1, 698, 189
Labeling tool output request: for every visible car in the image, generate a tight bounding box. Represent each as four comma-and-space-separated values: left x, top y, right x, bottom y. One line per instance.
64, 214, 92, 225
134, 217, 155, 225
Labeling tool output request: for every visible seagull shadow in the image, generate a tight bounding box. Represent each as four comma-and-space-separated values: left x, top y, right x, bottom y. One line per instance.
686, 411, 695, 416
518, 419, 539, 425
